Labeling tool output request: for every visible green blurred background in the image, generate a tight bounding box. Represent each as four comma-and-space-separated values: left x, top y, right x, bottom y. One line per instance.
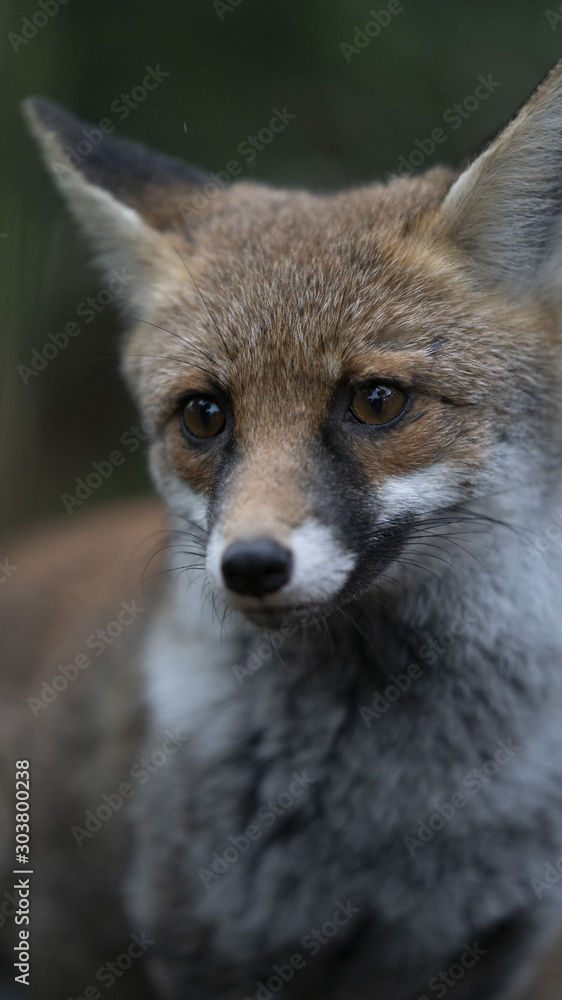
0, 0, 559, 534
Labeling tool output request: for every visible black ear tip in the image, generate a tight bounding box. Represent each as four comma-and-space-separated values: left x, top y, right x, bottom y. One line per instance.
22, 93, 210, 225
22, 95, 83, 137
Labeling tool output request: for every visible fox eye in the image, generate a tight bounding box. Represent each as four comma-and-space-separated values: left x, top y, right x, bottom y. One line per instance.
181, 395, 226, 440
349, 384, 407, 426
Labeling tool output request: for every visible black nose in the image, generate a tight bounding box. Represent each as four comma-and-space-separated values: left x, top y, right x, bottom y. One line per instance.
221, 538, 292, 597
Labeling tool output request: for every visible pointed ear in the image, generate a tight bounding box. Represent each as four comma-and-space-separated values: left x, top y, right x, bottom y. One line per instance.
22, 96, 210, 311
437, 62, 562, 297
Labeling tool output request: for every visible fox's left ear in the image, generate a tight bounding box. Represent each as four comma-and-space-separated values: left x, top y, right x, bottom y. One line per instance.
437, 62, 562, 298
23, 96, 211, 311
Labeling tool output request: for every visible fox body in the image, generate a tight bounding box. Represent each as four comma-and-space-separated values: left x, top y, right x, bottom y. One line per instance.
3, 64, 562, 999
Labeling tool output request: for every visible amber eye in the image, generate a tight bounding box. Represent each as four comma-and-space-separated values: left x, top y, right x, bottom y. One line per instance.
181, 395, 226, 439
349, 384, 407, 426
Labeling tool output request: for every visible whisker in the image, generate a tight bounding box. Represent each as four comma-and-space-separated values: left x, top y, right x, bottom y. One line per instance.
375, 571, 415, 603
176, 250, 235, 363
142, 543, 206, 580
125, 315, 218, 370
271, 642, 290, 676
336, 605, 381, 654
123, 352, 216, 382
404, 542, 465, 575
211, 590, 222, 627
172, 513, 210, 539
421, 534, 487, 569
140, 563, 206, 589
393, 557, 447, 588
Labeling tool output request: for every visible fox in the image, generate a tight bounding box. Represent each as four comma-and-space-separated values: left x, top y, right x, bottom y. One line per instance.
2, 60, 562, 1000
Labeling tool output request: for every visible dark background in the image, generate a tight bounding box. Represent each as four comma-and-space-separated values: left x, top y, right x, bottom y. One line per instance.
0, 0, 559, 533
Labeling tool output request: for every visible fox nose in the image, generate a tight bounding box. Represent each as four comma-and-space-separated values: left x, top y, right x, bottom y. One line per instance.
221, 538, 293, 597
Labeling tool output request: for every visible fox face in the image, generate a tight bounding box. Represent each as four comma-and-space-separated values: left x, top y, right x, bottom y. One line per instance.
24, 64, 562, 624
129, 203, 550, 625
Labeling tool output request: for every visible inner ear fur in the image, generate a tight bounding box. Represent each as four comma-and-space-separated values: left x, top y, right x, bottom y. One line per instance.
437, 61, 562, 296
23, 96, 214, 309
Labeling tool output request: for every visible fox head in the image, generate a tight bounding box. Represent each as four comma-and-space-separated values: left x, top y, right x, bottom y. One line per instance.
23, 64, 562, 624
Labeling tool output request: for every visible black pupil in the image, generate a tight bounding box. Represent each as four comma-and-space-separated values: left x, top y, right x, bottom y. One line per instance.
366, 385, 392, 414
198, 398, 220, 428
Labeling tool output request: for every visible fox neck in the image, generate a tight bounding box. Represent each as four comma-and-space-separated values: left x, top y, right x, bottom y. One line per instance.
143, 485, 562, 744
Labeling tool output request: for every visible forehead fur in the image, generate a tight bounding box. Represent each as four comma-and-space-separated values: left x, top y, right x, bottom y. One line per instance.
121, 162, 559, 541
123, 164, 553, 432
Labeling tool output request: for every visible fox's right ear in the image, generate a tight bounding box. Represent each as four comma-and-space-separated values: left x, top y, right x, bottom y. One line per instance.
23, 96, 211, 311
437, 61, 562, 299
